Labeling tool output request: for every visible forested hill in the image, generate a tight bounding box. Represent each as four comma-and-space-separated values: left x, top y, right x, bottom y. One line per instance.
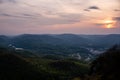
0, 47, 89, 80
0, 34, 120, 48
0, 34, 120, 60
87, 45, 120, 80
0, 44, 120, 80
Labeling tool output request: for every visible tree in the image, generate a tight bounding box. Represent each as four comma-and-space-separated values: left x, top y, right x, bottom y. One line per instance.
89, 45, 120, 80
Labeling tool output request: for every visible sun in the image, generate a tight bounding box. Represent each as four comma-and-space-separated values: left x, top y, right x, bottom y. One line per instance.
105, 24, 113, 29
103, 20, 116, 29
104, 20, 113, 28
97, 18, 116, 29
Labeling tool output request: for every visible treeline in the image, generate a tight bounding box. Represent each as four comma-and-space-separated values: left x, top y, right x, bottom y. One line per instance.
84, 45, 120, 80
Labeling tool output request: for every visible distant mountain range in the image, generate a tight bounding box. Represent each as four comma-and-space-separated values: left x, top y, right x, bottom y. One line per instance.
0, 34, 120, 60
0, 34, 120, 47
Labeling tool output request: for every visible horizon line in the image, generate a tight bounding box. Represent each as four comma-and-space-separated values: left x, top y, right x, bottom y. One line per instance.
0, 33, 120, 36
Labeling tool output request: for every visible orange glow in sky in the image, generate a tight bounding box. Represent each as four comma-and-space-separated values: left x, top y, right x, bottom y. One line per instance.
97, 18, 116, 29
105, 24, 113, 29
104, 20, 116, 29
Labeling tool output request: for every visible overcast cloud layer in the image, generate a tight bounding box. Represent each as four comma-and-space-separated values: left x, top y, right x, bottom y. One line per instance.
0, 0, 120, 35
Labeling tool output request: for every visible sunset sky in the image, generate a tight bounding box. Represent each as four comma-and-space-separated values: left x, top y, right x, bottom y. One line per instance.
0, 0, 120, 35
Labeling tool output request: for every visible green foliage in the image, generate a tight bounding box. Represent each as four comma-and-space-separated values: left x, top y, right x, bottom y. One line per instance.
0, 47, 89, 80
0, 53, 42, 80
49, 60, 89, 76
42, 55, 63, 60
1, 44, 120, 80
27, 58, 89, 80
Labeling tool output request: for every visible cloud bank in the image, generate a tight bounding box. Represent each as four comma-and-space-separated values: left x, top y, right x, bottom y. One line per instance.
0, 0, 120, 35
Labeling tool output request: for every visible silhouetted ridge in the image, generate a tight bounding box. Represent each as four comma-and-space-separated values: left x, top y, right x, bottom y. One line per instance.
89, 45, 120, 80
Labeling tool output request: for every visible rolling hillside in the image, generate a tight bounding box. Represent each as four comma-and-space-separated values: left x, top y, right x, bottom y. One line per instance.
0, 34, 120, 60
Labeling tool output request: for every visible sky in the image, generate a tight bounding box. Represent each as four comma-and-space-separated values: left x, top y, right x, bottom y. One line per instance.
0, 0, 120, 35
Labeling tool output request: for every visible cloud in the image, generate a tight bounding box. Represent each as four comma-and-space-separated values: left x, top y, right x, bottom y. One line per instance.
94, 21, 113, 26
114, 9, 120, 11
0, 13, 21, 18
0, 12, 81, 26
88, 6, 100, 10
0, 0, 16, 3
22, 2, 37, 8
22, 13, 34, 17
0, 13, 11, 16
84, 6, 100, 12
0, 13, 36, 19
59, 13, 81, 21
84, 9, 90, 12
95, 23, 108, 27
0, 0, 120, 35
113, 17, 120, 21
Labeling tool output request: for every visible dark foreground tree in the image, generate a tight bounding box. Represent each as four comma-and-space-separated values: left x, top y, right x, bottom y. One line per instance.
0, 54, 41, 80
88, 45, 120, 80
